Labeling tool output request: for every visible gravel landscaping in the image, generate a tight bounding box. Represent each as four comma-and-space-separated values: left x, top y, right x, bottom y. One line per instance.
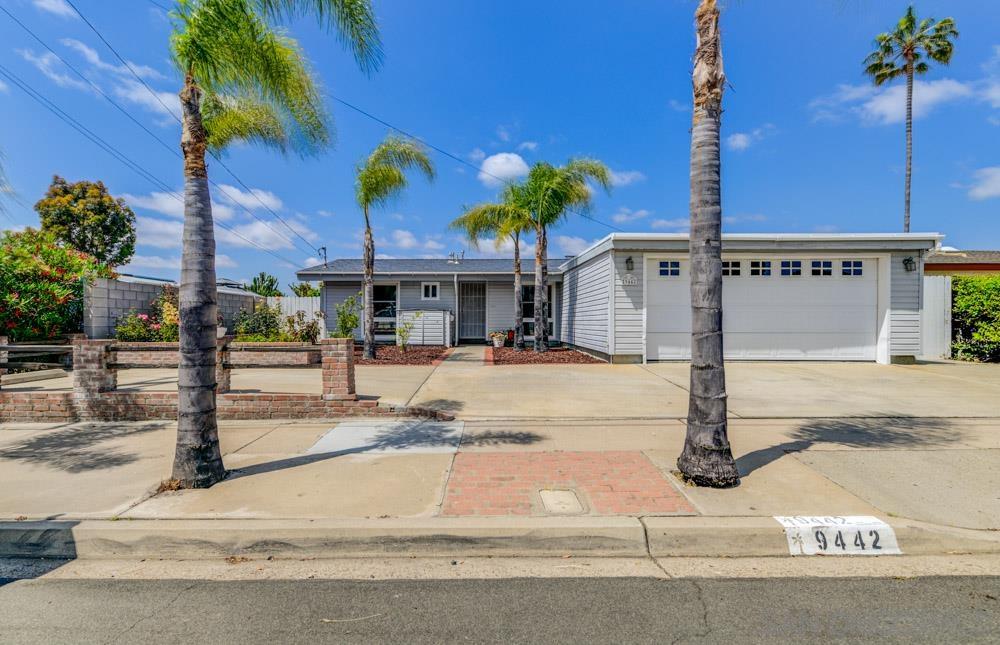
354, 345, 450, 366
488, 346, 604, 365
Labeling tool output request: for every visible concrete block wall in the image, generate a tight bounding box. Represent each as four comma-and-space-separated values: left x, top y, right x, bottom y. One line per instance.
84, 278, 260, 339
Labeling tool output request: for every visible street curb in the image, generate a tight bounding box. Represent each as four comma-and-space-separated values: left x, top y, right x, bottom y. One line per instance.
2, 516, 999, 560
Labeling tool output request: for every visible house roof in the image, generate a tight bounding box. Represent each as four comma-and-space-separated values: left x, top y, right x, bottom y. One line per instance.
297, 257, 567, 279
925, 250, 1000, 265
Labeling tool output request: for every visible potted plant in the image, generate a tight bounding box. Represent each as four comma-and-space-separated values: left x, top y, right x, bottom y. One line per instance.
489, 331, 506, 349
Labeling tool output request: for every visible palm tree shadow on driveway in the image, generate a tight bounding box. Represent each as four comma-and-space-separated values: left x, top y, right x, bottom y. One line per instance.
735, 416, 962, 477
0, 422, 167, 473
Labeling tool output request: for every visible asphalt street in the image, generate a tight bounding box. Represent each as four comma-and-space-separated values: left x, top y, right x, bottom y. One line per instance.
1, 576, 999, 643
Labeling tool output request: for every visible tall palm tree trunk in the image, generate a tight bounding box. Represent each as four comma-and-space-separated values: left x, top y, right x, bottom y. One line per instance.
541, 237, 550, 347
532, 226, 547, 353
677, 0, 739, 488
904, 57, 913, 233
172, 73, 225, 488
362, 210, 375, 360
513, 232, 525, 351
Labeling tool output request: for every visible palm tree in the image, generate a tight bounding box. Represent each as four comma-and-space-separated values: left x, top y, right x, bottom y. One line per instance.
864, 6, 958, 232
450, 185, 533, 350
676, 0, 739, 488
168, 0, 381, 488
521, 160, 610, 352
355, 134, 435, 359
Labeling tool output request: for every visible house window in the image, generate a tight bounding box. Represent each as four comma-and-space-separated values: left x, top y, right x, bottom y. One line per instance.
780, 260, 802, 276
659, 261, 680, 277
521, 285, 554, 338
811, 260, 832, 276
842, 260, 863, 276
722, 260, 741, 276
372, 284, 397, 335
421, 282, 440, 300
750, 260, 771, 276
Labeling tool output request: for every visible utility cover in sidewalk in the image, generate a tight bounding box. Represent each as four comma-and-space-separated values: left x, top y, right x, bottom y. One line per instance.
540, 489, 585, 515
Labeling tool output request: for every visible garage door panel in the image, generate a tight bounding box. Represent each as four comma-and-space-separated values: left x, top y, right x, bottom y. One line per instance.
645, 257, 878, 361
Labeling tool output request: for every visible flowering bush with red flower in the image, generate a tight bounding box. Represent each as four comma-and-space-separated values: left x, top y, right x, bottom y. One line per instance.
0, 227, 112, 341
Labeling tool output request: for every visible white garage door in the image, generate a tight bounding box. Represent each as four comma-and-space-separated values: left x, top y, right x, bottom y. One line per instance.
645, 256, 878, 361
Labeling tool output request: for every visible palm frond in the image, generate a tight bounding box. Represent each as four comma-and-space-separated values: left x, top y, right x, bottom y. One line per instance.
202, 92, 289, 152
863, 6, 957, 84
355, 135, 435, 210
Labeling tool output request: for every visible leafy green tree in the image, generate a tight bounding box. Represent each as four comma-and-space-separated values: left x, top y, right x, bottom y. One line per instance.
355, 134, 435, 359
0, 228, 112, 341
450, 186, 534, 350
288, 281, 320, 296
167, 0, 381, 488
247, 271, 283, 297
519, 160, 611, 352
35, 176, 136, 267
864, 6, 958, 232
676, 0, 739, 488
951, 275, 1000, 362
333, 291, 361, 339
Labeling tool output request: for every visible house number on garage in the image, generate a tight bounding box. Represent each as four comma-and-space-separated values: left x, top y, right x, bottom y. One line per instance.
774, 516, 901, 556
622, 274, 638, 286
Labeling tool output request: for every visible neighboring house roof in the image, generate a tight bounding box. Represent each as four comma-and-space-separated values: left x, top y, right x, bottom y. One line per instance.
297, 257, 567, 279
925, 250, 1000, 273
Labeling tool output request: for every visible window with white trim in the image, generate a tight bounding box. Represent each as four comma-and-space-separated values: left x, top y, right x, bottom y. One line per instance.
811, 260, 832, 276
658, 261, 680, 277
722, 260, 741, 276
780, 260, 802, 276
421, 282, 440, 300
750, 260, 771, 276
842, 260, 863, 276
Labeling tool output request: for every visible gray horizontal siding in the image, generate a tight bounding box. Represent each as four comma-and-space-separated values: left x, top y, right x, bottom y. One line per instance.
560, 252, 611, 353
322, 283, 364, 340
890, 252, 922, 356
613, 250, 643, 356
487, 282, 516, 334
323, 280, 456, 342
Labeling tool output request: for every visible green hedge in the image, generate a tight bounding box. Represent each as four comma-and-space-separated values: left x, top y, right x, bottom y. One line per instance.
951, 275, 1000, 362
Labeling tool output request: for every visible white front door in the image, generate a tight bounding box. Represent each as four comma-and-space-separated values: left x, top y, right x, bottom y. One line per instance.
645, 256, 879, 360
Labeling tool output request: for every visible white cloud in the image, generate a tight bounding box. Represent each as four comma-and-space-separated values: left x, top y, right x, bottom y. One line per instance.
113, 78, 181, 121
317, 209, 335, 218
611, 207, 651, 224
32, 0, 76, 18
123, 190, 235, 221
723, 213, 768, 225
60, 38, 163, 80
969, 167, 1000, 200
496, 125, 511, 142
215, 184, 282, 211
668, 99, 689, 113
810, 79, 974, 125
18, 49, 89, 91
478, 152, 529, 187
726, 124, 775, 151
388, 229, 443, 252
517, 141, 538, 152
217, 219, 316, 251
128, 253, 236, 270
468, 147, 486, 162
463, 236, 535, 258
554, 235, 597, 257
0, 79, 7, 93
609, 169, 646, 187
135, 216, 182, 248
651, 218, 689, 230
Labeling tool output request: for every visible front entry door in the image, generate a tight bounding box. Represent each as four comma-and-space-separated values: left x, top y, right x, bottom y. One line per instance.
459, 282, 487, 341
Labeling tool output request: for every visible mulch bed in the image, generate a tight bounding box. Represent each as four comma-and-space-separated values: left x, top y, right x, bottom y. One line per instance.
487, 346, 604, 365
354, 345, 451, 366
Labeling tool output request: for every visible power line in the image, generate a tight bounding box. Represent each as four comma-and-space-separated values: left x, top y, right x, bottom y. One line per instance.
65, 0, 323, 255
0, 63, 303, 268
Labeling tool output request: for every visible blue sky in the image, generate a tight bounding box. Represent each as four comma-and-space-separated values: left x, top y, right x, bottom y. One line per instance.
1, 0, 998, 286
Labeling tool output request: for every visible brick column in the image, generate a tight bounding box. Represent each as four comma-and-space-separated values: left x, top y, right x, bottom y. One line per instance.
216, 335, 233, 395
0, 335, 7, 386
72, 339, 117, 398
321, 338, 356, 400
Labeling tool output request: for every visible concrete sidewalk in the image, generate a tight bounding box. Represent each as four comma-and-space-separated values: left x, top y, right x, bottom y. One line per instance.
2, 414, 999, 559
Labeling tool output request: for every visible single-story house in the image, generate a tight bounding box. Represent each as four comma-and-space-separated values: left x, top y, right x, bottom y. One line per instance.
924, 250, 1000, 275
297, 232, 942, 364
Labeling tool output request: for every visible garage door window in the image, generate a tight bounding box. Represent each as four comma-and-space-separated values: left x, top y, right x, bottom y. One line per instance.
659, 261, 680, 277
842, 260, 863, 276
811, 260, 832, 276
780, 260, 802, 276
750, 260, 771, 276
722, 261, 741, 276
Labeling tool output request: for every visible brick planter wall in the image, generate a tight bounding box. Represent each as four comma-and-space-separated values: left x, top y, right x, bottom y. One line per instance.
112, 341, 321, 367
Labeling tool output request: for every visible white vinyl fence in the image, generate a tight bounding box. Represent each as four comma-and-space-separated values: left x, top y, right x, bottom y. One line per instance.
266, 296, 325, 339
399, 310, 452, 346
921, 276, 952, 360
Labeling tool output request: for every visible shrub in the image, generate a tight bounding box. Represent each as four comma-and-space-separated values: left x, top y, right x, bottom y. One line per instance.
952, 275, 1000, 362
284, 310, 324, 343
396, 311, 422, 352
288, 281, 321, 297
0, 228, 112, 341
333, 292, 361, 339
153, 286, 180, 341
234, 304, 283, 339
115, 311, 160, 342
